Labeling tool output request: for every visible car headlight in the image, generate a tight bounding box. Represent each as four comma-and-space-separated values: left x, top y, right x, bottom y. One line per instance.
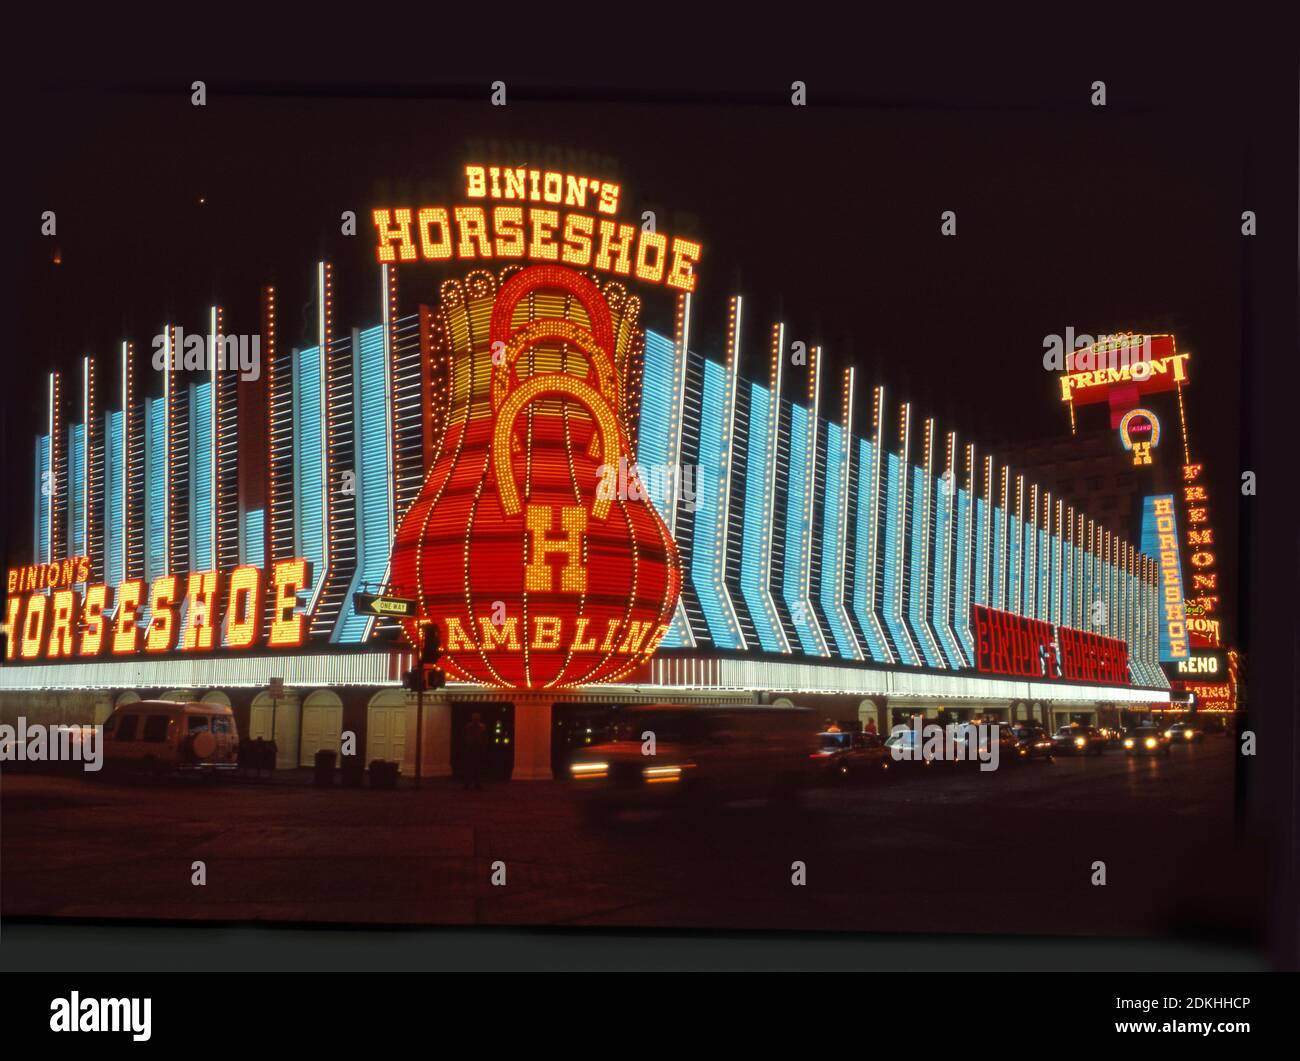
1123, 738, 1135, 749
1163, 730, 1173, 739
1184, 730, 1194, 740
1145, 737, 1157, 749
571, 761, 608, 779
1074, 737, 1086, 748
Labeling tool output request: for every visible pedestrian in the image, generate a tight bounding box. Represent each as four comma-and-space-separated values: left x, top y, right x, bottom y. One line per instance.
463, 711, 488, 791
863, 718, 878, 737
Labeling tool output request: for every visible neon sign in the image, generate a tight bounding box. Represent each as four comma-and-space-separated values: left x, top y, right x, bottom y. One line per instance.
8, 557, 91, 593
1118, 407, 1160, 465
388, 264, 682, 690
373, 164, 702, 293
1181, 462, 1221, 649
971, 604, 1131, 685
1059, 344, 1188, 404
1140, 495, 1190, 661
4, 559, 312, 661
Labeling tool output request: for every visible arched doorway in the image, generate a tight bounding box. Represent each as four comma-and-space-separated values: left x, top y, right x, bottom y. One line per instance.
299, 689, 344, 767
199, 690, 232, 707
366, 689, 410, 772
249, 689, 299, 770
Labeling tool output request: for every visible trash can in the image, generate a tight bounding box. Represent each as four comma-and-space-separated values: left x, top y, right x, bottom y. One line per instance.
369, 760, 400, 790
340, 754, 365, 789
313, 749, 337, 787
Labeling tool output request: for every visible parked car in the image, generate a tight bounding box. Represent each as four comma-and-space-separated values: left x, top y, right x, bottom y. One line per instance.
1051, 724, 1106, 756
569, 704, 820, 821
810, 730, 892, 781
1004, 723, 1055, 762
883, 726, 940, 767
103, 701, 240, 774
1163, 721, 1205, 744
1123, 725, 1172, 756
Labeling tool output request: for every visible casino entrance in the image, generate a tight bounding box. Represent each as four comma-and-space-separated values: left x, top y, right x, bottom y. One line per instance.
450, 702, 515, 782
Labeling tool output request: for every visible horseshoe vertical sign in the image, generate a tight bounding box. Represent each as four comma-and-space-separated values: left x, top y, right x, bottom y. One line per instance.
388, 265, 682, 689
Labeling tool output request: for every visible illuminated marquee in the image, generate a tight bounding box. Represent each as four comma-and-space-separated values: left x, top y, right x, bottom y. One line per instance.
373, 164, 702, 293
1173, 679, 1232, 711
1140, 495, 1190, 661
4, 559, 312, 661
1174, 649, 1227, 677
971, 604, 1131, 685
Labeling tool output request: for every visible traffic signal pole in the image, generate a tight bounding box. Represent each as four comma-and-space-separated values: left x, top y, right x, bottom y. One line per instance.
406, 621, 444, 790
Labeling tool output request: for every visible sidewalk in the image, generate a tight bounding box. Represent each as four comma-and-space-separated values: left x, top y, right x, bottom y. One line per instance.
227, 766, 527, 791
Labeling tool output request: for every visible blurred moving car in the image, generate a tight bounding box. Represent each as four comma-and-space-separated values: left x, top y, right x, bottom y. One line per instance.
1051, 724, 1106, 756
811, 730, 892, 781
1163, 720, 1205, 744
568, 704, 820, 820
1123, 725, 1172, 756
103, 701, 240, 774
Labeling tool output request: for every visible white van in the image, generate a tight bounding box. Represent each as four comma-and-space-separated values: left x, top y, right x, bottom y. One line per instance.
103, 700, 239, 774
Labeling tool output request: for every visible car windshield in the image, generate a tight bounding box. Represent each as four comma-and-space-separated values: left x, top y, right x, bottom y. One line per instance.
819, 733, 852, 750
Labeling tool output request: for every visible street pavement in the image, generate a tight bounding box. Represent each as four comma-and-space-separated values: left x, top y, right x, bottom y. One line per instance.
0, 736, 1262, 938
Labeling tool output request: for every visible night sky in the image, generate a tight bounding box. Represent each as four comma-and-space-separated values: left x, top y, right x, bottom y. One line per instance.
9, 71, 1248, 625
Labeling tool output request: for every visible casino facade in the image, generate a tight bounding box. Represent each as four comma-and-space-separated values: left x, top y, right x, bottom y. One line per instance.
0, 163, 1172, 780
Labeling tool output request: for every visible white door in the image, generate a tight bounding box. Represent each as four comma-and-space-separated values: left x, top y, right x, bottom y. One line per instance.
366, 705, 407, 768
299, 704, 343, 766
